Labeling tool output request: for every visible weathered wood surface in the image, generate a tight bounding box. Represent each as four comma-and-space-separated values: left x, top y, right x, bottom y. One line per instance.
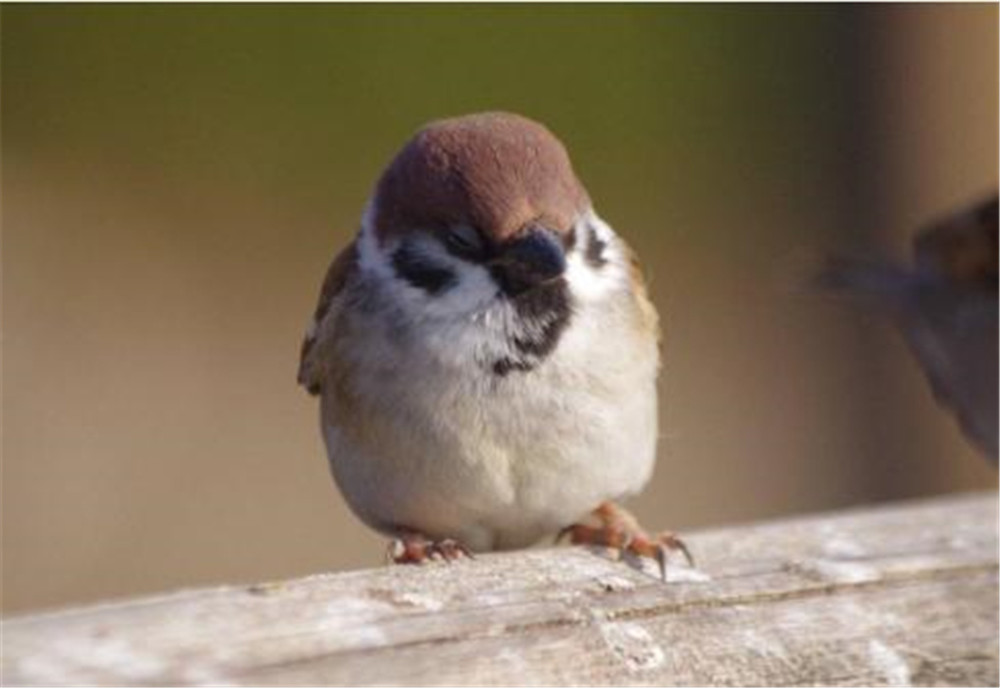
3, 492, 997, 686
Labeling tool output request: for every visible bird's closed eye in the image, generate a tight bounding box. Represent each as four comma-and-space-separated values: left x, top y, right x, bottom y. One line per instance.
443, 225, 487, 260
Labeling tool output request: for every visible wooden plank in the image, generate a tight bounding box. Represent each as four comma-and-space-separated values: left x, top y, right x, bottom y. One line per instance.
3, 492, 997, 686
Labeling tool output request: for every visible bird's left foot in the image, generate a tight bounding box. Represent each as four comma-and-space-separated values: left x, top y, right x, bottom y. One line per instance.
386, 533, 475, 565
557, 502, 693, 581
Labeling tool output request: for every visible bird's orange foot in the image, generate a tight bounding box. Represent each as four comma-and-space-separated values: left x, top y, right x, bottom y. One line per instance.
557, 502, 693, 581
386, 533, 475, 565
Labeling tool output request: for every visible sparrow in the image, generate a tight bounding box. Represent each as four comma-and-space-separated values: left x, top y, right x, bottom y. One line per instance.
298, 112, 690, 576
818, 194, 998, 461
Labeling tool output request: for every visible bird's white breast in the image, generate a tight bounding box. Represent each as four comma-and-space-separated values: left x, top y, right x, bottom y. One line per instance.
320, 215, 659, 550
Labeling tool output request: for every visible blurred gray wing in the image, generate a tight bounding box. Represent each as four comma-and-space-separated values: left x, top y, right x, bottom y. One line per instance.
818, 195, 998, 461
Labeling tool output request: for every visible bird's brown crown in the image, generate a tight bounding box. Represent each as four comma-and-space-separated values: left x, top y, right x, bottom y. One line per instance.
372, 112, 591, 244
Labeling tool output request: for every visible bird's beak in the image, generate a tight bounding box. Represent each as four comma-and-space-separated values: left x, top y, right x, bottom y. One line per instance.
490, 224, 567, 296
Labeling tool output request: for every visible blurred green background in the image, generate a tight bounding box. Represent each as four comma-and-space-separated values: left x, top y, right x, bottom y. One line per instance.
2, 5, 996, 614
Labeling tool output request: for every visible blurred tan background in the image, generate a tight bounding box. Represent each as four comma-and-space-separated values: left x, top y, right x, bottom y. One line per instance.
2, 5, 996, 615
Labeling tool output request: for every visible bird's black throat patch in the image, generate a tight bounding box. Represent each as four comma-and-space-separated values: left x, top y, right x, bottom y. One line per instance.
492, 278, 572, 377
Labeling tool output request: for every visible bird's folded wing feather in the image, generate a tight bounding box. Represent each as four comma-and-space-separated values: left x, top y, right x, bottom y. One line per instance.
624, 242, 662, 346
297, 241, 358, 396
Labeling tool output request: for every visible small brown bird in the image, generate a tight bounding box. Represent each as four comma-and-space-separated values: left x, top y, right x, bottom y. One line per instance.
298, 113, 690, 576
819, 195, 998, 461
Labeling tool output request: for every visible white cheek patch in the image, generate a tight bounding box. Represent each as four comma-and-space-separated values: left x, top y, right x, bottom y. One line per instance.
415, 246, 499, 320
358, 202, 501, 320
588, 213, 618, 247
565, 211, 627, 302
442, 262, 499, 310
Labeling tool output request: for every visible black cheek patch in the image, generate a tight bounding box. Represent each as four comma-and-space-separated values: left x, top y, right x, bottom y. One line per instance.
585, 225, 608, 268
392, 244, 456, 295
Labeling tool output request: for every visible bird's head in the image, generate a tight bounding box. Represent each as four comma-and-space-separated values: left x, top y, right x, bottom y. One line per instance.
355, 112, 628, 372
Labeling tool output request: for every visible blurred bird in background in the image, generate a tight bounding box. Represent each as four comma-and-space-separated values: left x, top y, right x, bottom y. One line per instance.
818, 195, 998, 461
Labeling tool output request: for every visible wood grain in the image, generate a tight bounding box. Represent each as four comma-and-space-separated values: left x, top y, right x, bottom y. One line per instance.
3, 492, 997, 686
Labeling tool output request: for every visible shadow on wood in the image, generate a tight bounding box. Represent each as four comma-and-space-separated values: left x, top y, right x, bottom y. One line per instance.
3, 492, 997, 686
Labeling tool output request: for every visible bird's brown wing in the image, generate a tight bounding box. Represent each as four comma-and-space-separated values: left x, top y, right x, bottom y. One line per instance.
297, 241, 358, 396
623, 241, 662, 346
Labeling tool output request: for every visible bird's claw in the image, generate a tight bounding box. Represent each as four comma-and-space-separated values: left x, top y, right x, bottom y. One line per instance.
558, 502, 693, 581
